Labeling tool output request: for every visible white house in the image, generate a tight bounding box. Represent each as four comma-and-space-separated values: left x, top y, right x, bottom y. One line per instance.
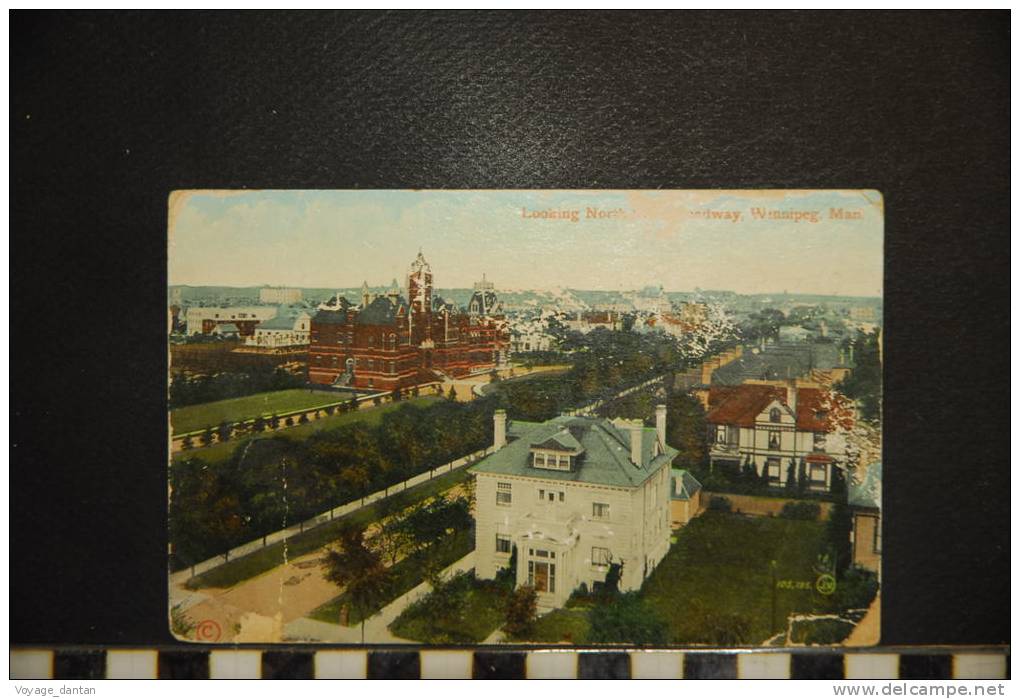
705, 382, 848, 491
470, 406, 676, 610
184, 305, 278, 336
246, 310, 312, 348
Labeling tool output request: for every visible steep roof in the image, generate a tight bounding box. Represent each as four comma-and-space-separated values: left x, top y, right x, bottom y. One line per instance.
356, 295, 408, 326
472, 414, 677, 488
706, 384, 839, 432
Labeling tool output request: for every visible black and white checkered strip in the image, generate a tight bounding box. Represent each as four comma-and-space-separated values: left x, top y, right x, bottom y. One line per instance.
10, 648, 1009, 680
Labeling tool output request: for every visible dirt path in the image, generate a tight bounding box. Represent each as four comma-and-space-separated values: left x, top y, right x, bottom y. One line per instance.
172, 485, 471, 644
444, 364, 569, 402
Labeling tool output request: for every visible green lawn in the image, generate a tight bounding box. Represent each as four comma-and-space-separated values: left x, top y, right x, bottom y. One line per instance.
309, 529, 474, 627
173, 396, 440, 464
641, 511, 831, 645
389, 576, 508, 643
182, 464, 472, 589
513, 511, 832, 646
171, 388, 347, 435
525, 606, 593, 644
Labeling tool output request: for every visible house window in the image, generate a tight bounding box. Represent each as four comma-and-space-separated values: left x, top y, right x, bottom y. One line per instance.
533, 453, 546, 468
592, 546, 611, 567
766, 458, 782, 483
813, 432, 826, 451
592, 502, 610, 520
873, 518, 882, 554
769, 407, 782, 423
768, 430, 781, 450
496, 482, 512, 506
715, 425, 727, 444
496, 534, 512, 554
809, 464, 827, 489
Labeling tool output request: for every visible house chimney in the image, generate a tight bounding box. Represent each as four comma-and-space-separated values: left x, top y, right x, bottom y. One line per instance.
655, 404, 667, 449
786, 379, 798, 419
627, 422, 643, 466
493, 409, 507, 450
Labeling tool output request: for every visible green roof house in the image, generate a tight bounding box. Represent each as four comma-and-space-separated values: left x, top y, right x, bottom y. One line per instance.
470, 405, 677, 610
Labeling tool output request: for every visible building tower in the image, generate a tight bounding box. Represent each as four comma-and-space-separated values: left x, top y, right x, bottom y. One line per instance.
407, 250, 434, 346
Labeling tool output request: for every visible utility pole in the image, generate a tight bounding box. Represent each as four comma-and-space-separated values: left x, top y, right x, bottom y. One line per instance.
769, 559, 777, 636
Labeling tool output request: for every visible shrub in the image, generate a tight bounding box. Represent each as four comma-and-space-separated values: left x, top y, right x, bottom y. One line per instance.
588, 592, 668, 645
284, 416, 293, 427
833, 565, 880, 610
780, 501, 821, 521
181, 435, 194, 450
708, 495, 732, 512
503, 585, 537, 637
298, 413, 310, 424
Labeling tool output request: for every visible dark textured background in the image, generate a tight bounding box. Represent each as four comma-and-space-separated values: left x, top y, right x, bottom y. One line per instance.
11, 11, 1009, 646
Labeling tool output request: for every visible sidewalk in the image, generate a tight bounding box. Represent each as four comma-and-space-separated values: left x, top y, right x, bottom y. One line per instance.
283, 551, 477, 643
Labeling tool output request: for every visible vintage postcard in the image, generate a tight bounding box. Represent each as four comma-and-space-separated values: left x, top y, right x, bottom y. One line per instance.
168, 190, 883, 646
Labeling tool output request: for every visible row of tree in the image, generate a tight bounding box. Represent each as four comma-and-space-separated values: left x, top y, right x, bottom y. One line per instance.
171, 396, 498, 567
169, 366, 305, 408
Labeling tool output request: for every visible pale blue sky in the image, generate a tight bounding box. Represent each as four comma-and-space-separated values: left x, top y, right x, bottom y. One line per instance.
168, 190, 883, 296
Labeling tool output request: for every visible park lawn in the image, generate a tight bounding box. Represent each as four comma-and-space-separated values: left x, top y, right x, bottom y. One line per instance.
389, 577, 508, 643
173, 395, 440, 464
182, 464, 472, 589
309, 529, 474, 627
171, 388, 346, 435
641, 511, 830, 645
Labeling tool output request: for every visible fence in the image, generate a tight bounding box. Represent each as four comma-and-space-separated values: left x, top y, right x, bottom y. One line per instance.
171, 382, 445, 448
701, 490, 834, 519
169, 445, 492, 585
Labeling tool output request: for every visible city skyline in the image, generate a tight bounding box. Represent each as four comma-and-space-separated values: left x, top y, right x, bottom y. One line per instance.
168, 190, 884, 297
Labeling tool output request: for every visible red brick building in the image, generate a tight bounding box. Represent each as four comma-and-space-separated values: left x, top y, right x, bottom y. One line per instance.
307, 251, 508, 391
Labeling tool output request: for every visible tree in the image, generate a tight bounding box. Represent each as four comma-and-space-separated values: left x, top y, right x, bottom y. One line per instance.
252, 416, 266, 433
836, 329, 882, 423
826, 501, 853, 575
496, 545, 518, 588
284, 416, 294, 427
200, 427, 214, 447
664, 391, 709, 474
785, 459, 798, 493
392, 388, 402, 402
181, 435, 194, 450
831, 465, 847, 497
268, 414, 280, 430
349, 397, 359, 413
447, 385, 457, 401
740, 458, 759, 491
298, 412, 310, 424
217, 421, 233, 443
797, 459, 808, 495
489, 369, 500, 383
503, 585, 537, 638
602, 561, 623, 598
588, 592, 668, 645
322, 525, 394, 643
